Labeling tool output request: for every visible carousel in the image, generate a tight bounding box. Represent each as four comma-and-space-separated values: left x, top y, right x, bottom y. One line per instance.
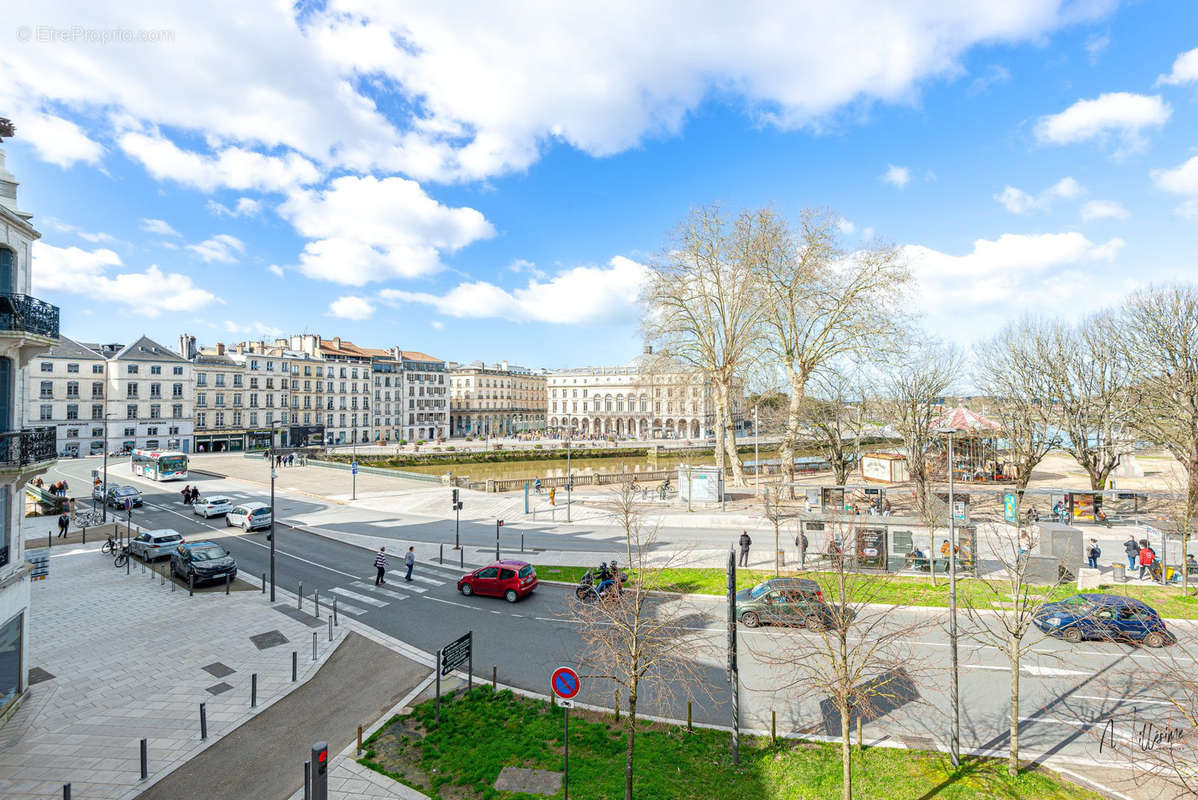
929, 405, 1010, 482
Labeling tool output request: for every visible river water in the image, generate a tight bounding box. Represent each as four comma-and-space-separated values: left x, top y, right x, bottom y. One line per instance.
397, 448, 783, 482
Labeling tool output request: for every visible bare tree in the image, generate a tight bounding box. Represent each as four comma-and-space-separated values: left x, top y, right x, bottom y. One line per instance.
757, 209, 910, 496
573, 482, 708, 800
643, 205, 764, 485
974, 317, 1061, 490
761, 485, 795, 576
745, 512, 925, 800
884, 341, 960, 583
961, 505, 1063, 776
803, 366, 873, 486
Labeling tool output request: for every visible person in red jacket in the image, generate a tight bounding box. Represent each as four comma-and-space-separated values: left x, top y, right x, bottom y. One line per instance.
1138, 540, 1157, 581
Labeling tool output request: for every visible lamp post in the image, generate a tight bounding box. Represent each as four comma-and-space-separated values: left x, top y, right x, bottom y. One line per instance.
936, 426, 960, 768
269, 420, 283, 601
101, 412, 111, 523
754, 405, 760, 497
351, 432, 357, 501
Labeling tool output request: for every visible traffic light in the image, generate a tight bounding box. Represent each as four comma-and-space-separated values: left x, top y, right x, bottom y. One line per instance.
311, 741, 329, 800
452, 488, 459, 505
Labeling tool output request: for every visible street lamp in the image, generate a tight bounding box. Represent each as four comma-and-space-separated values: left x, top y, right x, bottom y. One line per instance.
269, 420, 283, 601
935, 425, 960, 768
100, 412, 112, 523
351, 429, 357, 501
754, 405, 760, 497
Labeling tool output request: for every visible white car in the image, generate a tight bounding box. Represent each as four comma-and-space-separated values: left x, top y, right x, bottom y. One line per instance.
226, 501, 272, 531
130, 529, 183, 561
193, 496, 233, 518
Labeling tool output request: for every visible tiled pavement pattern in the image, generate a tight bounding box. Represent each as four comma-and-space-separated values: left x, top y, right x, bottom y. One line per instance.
0, 545, 344, 800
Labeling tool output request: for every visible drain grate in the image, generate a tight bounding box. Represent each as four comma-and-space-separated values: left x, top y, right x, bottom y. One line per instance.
205, 682, 234, 696
202, 662, 236, 678
249, 630, 289, 650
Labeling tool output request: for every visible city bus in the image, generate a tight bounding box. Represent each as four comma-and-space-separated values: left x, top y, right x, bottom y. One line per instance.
130, 449, 189, 481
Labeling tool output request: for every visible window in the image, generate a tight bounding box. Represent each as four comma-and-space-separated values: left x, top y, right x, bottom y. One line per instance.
150, 365, 162, 375
149, 383, 161, 398
215, 411, 224, 427
173, 366, 183, 375
91, 382, 104, 399
124, 427, 136, 437
127, 364, 138, 374
127, 404, 138, 419
150, 405, 161, 419
233, 374, 243, 387
92, 364, 104, 374
233, 411, 242, 425
40, 362, 52, 372
67, 363, 79, 373
215, 393, 225, 407
249, 412, 258, 426
196, 393, 206, 407
39, 381, 52, 398
168, 426, 179, 435
214, 374, 224, 387
66, 404, 78, 420
172, 404, 182, 419
196, 373, 207, 386
39, 404, 52, 420
196, 412, 206, 428
172, 383, 183, 398
91, 427, 103, 437
91, 404, 102, 420
126, 384, 138, 399
146, 426, 158, 436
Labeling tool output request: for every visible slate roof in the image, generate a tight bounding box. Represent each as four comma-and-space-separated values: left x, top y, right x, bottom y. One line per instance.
112, 335, 187, 362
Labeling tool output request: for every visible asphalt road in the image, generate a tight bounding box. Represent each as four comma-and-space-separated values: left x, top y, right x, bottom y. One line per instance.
46, 456, 1190, 778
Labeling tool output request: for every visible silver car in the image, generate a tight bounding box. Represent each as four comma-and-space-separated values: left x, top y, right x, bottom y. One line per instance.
131, 529, 183, 561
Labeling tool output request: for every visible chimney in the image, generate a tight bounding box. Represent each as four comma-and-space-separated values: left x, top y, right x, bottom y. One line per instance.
333, 337, 342, 350
236, 343, 245, 354
501, 360, 509, 372
216, 342, 225, 356
178, 333, 197, 360
0, 144, 25, 217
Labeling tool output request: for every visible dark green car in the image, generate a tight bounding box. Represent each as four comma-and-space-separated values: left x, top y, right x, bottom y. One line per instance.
737, 577, 830, 630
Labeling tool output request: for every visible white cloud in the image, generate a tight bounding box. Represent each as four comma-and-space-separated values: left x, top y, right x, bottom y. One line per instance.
430, 320, 445, 330
44, 218, 118, 244
328, 295, 376, 320
1035, 92, 1171, 153
381, 256, 647, 324
221, 320, 282, 338
1084, 32, 1110, 64
267, 264, 285, 278
967, 64, 1011, 96
508, 258, 549, 279
1151, 155, 1198, 218
278, 175, 494, 285
187, 234, 245, 263
119, 131, 320, 193
206, 197, 262, 218
19, 113, 103, 167
994, 176, 1082, 213
902, 231, 1124, 314
836, 218, 856, 235
1080, 200, 1128, 221
882, 165, 910, 188
1157, 47, 1198, 86
32, 242, 218, 315
140, 218, 180, 237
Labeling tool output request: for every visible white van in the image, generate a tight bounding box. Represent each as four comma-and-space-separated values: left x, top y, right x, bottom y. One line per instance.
226, 501, 272, 531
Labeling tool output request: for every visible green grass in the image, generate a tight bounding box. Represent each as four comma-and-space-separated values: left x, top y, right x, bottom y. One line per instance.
358, 687, 1098, 800
533, 565, 1198, 619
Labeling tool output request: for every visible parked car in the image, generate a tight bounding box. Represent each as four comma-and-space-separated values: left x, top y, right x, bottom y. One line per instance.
106, 486, 143, 509
736, 577, 830, 630
170, 541, 237, 585
193, 496, 234, 518
458, 560, 538, 603
226, 502, 271, 531
1034, 593, 1174, 648
130, 529, 183, 561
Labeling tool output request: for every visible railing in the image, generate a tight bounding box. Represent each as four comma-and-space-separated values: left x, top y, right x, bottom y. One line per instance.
0, 427, 57, 467
0, 293, 60, 338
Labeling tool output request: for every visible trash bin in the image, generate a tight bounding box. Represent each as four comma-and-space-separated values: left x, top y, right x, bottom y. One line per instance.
1112, 563, 1126, 582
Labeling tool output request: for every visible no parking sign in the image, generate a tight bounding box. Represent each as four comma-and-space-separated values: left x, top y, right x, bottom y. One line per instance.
551, 666, 581, 701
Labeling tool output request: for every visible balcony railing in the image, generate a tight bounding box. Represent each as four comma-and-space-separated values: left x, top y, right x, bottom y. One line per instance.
0, 294, 60, 339
0, 427, 57, 468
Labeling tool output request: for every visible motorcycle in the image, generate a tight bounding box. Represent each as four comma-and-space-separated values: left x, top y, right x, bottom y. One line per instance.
575, 561, 626, 604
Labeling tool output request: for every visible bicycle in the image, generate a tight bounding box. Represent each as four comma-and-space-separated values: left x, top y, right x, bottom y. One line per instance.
113, 543, 131, 568
73, 509, 103, 528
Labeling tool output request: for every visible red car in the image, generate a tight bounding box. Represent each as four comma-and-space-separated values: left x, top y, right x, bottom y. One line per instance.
458, 560, 538, 603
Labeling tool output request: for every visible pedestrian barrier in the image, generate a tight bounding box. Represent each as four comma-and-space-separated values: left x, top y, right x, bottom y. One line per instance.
251, 673, 258, 708
200, 702, 207, 739
139, 737, 148, 780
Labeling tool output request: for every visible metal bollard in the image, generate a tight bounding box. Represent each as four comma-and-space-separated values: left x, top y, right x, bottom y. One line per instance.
189, 574, 194, 597
82, 527, 87, 544
440, 543, 443, 564
327, 615, 333, 642
357, 725, 363, 755
460, 548, 464, 568
298, 582, 303, 610
140, 737, 148, 780
200, 702, 208, 739
771, 710, 776, 744
64, 784, 71, 800
687, 700, 692, 731
333, 597, 338, 626
251, 673, 258, 708
492, 665, 497, 688
304, 760, 311, 800
160, 568, 165, 586
225, 573, 230, 595
312, 632, 317, 661
292, 650, 298, 681
261, 572, 266, 593
314, 590, 320, 619
615, 690, 620, 721
521, 534, 524, 552
126, 552, 131, 575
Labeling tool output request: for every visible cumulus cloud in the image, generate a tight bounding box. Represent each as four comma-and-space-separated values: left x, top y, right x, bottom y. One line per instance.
994, 176, 1082, 213
1035, 92, 1171, 154
187, 234, 245, 263
882, 165, 910, 188
328, 295, 376, 320
837, 218, 857, 235
1080, 200, 1128, 221
380, 256, 647, 324
44, 218, 118, 244
32, 242, 218, 315
140, 218, 180, 237
221, 320, 282, 337
119, 131, 320, 193
1157, 47, 1198, 86
1151, 155, 1198, 219
206, 197, 262, 218
267, 264, 285, 278
19, 113, 104, 167
278, 175, 494, 285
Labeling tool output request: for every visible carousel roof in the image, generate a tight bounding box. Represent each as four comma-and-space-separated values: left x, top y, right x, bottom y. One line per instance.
929, 405, 1001, 434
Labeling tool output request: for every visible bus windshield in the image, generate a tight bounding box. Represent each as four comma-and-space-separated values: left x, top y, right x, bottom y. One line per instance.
159, 455, 187, 473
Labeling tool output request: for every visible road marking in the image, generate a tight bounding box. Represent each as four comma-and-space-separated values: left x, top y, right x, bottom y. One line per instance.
334, 602, 369, 616
329, 587, 389, 607
1072, 694, 1180, 707
409, 574, 444, 586
350, 581, 410, 601
962, 664, 1091, 677
424, 596, 482, 611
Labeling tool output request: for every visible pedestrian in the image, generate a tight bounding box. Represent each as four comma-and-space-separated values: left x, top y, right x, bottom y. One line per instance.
738, 530, 751, 567
182, 485, 192, 505
190, 486, 201, 504
797, 531, 809, 568
287, 454, 294, 467
1087, 539, 1101, 569
1123, 535, 1139, 572
60, 479, 69, 497
534, 477, 542, 494
57, 512, 69, 538
374, 547, 388, 586
1138, 540, 1155, 581
68, 496, 76, 516
549, 487, 556, 506
404, 546, 415, 582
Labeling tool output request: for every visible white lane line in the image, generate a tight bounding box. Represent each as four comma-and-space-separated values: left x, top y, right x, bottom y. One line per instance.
1072, 694, 1180, 707
350, 581, 410, 601
962, 664, 1092, 677
409, 574, 444, 586
334, 602, 369, 616
424, 596, 482, 611
329, 587, 389, 608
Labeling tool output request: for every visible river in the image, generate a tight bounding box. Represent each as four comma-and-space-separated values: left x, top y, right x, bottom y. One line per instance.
395, 449, 785, 482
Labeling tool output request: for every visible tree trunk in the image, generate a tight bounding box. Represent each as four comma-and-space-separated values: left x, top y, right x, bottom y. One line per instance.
840, 698, 852, 800
716, 380, 746, 486
1008, 634, 1020, 777
779, 369, 805, 499
625, 691, 637, 800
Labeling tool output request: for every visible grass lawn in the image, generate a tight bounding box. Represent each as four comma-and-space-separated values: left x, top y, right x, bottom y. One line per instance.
359, 687, 1099, 800
534, 565, 1198, 619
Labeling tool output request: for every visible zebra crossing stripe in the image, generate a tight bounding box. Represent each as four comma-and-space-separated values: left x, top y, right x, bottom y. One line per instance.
334, 602, 369, 616
409, 574, 445, 586
329, 587, 389, 607
351, 581, 410, 601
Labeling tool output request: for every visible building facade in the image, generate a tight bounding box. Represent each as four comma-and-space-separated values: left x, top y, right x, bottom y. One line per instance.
284, 335, 372, 445
102, 336, 193, 453
28, 336, 106, 457
0, 141, 60, 723
448, 361, 546, 437
183, 337, 247, 453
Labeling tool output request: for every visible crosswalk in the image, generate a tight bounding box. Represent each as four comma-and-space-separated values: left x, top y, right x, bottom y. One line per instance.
318, 563, 461, 616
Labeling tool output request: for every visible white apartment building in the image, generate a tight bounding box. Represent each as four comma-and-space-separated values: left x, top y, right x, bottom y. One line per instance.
28, 336, 106, 457
374, 349, 448, 443
283, 335, 372, 445
0, 139, 60, 724
448, 361, 546, 437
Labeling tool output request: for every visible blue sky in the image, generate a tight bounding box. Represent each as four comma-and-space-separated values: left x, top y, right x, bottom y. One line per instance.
5, 1, 1198, 369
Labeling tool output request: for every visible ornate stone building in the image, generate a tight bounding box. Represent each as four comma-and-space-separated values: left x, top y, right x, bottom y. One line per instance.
448, 361, 546, 437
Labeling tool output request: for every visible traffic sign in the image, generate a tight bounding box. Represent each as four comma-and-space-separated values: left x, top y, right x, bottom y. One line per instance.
351, 461, 359, 475
439, 631, 472, 676
551, 666, 581, 700
558, 698, 575, 708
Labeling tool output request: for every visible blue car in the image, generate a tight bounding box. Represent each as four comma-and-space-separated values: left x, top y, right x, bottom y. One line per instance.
1034, 593, 1174, 648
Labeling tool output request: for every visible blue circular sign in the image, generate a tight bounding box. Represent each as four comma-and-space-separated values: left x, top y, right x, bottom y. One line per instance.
551, 666, 580, 699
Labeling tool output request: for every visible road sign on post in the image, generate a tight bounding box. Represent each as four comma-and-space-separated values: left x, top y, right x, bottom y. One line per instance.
435, 631, 473, 724
496, 519, 505, 561
350, 462, 358, 474
550, 666, 581, 800
311, 741, 329, 800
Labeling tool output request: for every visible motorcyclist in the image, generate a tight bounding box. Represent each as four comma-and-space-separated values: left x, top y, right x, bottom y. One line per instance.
596, 561, 616, 596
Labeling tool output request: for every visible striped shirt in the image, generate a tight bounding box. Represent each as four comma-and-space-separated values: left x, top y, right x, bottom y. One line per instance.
374, 552, 388, 568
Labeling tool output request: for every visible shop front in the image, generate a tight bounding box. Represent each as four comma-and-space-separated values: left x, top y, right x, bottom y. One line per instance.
246, 429, 273, 451
288, 425, 325, 448
194, 431, 245, 453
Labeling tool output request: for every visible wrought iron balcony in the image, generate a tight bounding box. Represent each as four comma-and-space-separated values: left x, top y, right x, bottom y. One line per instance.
0, 427, 57, 468
0, 293, 60, 339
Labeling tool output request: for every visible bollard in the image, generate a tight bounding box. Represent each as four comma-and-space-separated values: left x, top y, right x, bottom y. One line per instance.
327, 615, 333, 642
142, 561, 146, 575
189, 574, 194, 597
171, 572, 176, 592
304, 760, 311, 800
261, 572, 266, 593
312, 632, 317, 661
64, 784, 71, 800
460, 548, 464, 568
292, 650, 298, 682
439, 543, 443, 565
82, 527, 87, 544
521, 533, 524, 553
771, 710, 776, 744
857, 715, 863, 749
492, 665, 497, 688
140, 737, 148, 780
333, 597, 338, 627
298, 582, 303, 610
160, 567, 165, 586
126, 552, 131, 575
687, 700, 693, 731
200, 702, 207, 739
251, 673, 258, 708
357, 725, 363, 755
314, 590, 320, 619
225, 573, 230, 595
614, 690, 620, 721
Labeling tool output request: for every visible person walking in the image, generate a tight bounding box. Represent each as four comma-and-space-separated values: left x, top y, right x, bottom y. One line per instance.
1123, 535, 1139, 572
797, 531, 809, 568
738, 531, 752, 567
57, 512, 69, 538
181, 485, 193, 505
1087, 539, 1101, 569
374, 547, 388, 586
404, 546, 415, 582
1138, 540, 1155, 581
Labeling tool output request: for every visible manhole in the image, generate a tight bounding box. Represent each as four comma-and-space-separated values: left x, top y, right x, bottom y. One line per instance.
202, 662, 236, 678
27, 667, 55, 685
249, 630, 289, 650
206, 682, 234, 696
